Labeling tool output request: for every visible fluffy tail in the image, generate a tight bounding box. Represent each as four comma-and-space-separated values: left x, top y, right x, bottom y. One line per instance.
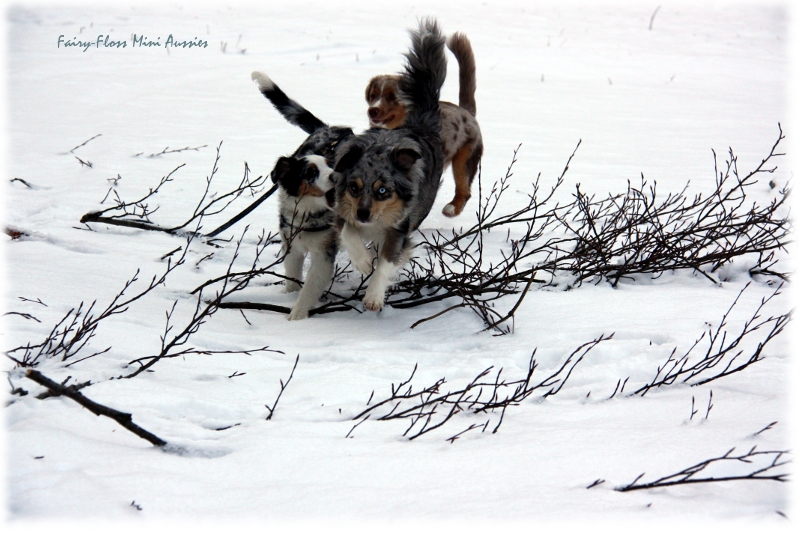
397, 18, 447, 132
446, 32, 477, 117
251, 71, 326, 134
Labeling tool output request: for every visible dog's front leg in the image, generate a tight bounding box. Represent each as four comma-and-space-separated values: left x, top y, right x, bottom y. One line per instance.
282, 241, 305, 293
288, 240, 335, 320
363, 229, 408, 312
340, 222, 374, 276
363, 257, 401, 312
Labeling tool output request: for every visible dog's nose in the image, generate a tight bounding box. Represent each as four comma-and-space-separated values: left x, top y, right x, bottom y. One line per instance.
368, 107, 379, 119
356, 208, 371, 222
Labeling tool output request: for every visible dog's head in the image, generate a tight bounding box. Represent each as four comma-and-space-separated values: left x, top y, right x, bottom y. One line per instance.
365, 75, 407, 130
333, 136, 421, 226
272, 154, 336, 208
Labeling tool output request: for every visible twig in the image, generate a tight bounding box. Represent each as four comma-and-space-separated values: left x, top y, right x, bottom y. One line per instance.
19, 296, 47, 307
68, 134, 102, 154
631, 283, 789, 395
146, 144, 207, 158
345, 414, 370, 438
265, 355, 299, 420
10, 178, 34, 188
3, 311, 41, 323
80, 143, 277, 239
74, 156, 93, 168
753, 421, 777, 437
587, 479, 605, 489
649, 5, 661, 30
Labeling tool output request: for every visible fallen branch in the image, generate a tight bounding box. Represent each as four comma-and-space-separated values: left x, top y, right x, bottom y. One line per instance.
5, 240, 191, 368
80, 142, 274, 240
24, 369, 166, 447
630, 282, 790, 396
353, 334, 611, 440
616, 446, 789, 492
121, 227, 286, 378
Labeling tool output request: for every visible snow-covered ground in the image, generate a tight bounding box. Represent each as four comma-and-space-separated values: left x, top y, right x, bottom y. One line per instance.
2, 0, 796, 529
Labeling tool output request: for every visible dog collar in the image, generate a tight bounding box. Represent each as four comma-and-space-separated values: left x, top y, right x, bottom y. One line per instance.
279, 213, 332, 233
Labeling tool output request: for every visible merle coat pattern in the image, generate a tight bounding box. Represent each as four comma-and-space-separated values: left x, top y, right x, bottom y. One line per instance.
333, 19, 447, 311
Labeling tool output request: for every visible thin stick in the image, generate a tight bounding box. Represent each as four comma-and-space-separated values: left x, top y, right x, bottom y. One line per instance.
68, 134, 102, 154
265, 355, 300, 420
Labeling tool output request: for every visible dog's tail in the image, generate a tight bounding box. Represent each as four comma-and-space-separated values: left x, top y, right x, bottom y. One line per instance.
446, 32, 477, 117
397, 18, 447, 132
251, 71, 326, 134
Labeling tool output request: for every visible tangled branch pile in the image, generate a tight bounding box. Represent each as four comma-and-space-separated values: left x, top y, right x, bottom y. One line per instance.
272, 125, 788, 332
77, 127, 788, 335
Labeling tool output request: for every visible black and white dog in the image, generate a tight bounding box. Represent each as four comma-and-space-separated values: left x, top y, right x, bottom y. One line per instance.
252, 72, 353, 319
333, 19, 447, 311
269, 154, 337, 320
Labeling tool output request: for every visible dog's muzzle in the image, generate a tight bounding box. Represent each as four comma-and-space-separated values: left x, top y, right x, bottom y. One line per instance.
356, 208, 371, 223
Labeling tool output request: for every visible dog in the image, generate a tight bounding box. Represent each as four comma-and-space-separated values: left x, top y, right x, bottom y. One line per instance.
269, 154, 337, 320
333, 18, 447, 312
365, 32, 483, 218
251, 72, 354, 320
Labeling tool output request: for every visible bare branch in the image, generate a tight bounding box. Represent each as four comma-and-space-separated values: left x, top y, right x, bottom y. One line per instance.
616, 446, 789, 491
24, 369, 166, 447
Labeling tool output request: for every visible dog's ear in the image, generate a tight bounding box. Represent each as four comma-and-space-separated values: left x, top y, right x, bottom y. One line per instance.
271, 157, 304, 196
334, 145, 363, 173
365, 78, 376, 103
391, 147, 420, 171
271, 156, 294, 184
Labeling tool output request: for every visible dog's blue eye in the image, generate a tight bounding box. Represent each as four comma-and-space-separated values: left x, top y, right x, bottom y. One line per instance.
378, 187, 387, 195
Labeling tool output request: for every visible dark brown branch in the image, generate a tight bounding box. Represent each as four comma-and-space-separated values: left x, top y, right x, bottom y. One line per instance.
25, 369, 166, 447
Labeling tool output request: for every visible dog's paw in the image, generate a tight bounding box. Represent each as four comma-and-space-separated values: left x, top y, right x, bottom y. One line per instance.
363, 287, 385, 312
284, 281, 301, 293
287, 304, 310, 321
443, 200, 468, 217
363, 296, 384, 312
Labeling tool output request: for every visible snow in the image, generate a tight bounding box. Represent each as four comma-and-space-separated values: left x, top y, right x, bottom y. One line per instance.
1, 0, 796, 530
